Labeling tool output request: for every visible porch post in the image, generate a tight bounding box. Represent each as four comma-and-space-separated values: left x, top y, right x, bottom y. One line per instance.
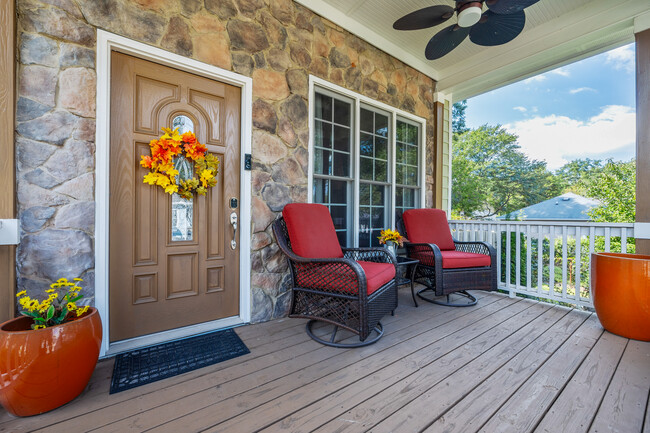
0, 0, 16, 321
433, 93, 452, 214
636, 21, 650, 254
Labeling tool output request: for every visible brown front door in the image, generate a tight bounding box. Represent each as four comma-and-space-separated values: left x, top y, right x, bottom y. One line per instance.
109, 52, 241, 342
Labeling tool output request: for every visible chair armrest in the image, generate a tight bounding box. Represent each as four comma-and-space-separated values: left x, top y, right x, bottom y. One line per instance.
403, 242, 443, 268
290, 257, 369, 300
342, 247, 396, 266
454, 241, 495, 257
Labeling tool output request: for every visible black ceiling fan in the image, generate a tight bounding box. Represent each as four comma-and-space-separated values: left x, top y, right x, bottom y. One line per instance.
393, 0, 540, 60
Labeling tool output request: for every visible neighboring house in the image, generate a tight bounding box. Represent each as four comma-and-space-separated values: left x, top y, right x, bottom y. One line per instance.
0, 0, 648, 357
499, 193, 601, 222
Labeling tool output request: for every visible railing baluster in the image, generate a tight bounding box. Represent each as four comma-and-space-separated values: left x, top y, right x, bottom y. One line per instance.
526, 224, 532, 292
549, 226, 555, 298
575, 226, 582, 301
537, 225, 543, 295
621, 228, 627, 253
506, 224, 512, 296
516, 224, 521, 292
561, 225, 568, 301
605, 227, 611, 252
496, 224, 502, 288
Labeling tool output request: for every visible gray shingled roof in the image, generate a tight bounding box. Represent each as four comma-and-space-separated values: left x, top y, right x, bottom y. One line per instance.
498, 192, 601, 221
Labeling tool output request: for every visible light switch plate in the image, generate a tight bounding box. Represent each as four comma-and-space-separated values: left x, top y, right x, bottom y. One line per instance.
0, 219, 20, 245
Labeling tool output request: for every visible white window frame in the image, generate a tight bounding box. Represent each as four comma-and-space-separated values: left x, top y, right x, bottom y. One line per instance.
308, 75, 426, 247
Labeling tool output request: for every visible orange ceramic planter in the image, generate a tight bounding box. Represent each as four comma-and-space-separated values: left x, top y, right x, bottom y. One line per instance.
591, 253, 650, 341
0, 307, 102, 416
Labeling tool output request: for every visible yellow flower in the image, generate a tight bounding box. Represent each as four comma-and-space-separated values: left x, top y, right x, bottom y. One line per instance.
16, 290, 26, 297
76, 306, 89, 317
46, 288, 55, 293
34, 325, 46, 330
57, 278, 67, 283
67, 302, 78, 311
73, 278, 83, 282
48, 293, 58, 300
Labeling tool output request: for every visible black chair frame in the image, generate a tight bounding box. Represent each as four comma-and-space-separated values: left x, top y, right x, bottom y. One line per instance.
273, 217, 398, 347
397, 218, 497, 307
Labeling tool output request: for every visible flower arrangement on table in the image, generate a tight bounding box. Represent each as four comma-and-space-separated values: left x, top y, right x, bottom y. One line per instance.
378, 229, 407, 247
140, 127, 219, 200
16, 278, 90, 330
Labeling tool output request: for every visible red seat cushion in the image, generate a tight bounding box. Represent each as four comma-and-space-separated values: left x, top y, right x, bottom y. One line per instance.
283, 203, 343, 259
294, 261, 395, 295
442, 250, 491, 269
358, 261, 396, 295
411, 250, 491, 269
403, 209, 455, 251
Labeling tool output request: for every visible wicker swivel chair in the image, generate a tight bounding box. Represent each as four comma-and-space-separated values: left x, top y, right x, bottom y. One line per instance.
399, 208, 497, 307
273, 203, 398, 347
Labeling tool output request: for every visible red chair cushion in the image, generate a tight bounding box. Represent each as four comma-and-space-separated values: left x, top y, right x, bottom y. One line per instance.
358, 261, 396, 295
441, 250, 491, 269
403, 209, 455, 251
283, 203, 343, 258
294, 261, 395, 295
411, 250, 491, 269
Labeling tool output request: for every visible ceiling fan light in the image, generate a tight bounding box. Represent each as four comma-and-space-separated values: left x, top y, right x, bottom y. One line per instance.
457, 4, 482, 28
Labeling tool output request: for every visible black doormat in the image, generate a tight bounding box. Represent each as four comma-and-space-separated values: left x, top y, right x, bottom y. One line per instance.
109, 328, 249, 394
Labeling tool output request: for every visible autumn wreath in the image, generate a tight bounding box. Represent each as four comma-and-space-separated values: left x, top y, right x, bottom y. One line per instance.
140, 127, 219, 199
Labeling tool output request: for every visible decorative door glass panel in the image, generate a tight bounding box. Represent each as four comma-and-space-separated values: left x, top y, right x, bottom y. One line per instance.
171, 114, 194, 241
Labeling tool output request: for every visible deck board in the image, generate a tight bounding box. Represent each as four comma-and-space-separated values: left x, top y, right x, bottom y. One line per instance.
0, 290, 647, 433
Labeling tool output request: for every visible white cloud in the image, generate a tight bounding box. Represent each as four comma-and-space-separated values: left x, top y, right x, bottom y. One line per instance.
523, 75, 547, 84
522, 66, 571, 84
513, 106, 527, 112
605, 45, 635, 74
504, 105, 636, 170
569, 87, 596, 94
549, 67, 570, 77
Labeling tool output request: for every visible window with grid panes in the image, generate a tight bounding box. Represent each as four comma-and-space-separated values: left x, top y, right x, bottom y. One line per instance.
359, 107, 390, 247
312, 91, 353, 246
312, 85, 422, 248
395, 119, 421, 219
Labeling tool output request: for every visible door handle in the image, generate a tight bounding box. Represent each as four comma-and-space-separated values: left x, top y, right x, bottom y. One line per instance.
230, 212, 238, 250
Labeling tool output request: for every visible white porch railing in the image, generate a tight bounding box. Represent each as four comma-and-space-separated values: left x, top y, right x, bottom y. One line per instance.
448, 220, 636, 308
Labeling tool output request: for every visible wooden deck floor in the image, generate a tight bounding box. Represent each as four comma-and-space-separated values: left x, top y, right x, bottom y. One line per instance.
1, 289, 649, 433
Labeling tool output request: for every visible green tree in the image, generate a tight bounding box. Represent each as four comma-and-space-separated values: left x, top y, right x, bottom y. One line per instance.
452, 125, 561, 218
586, 159, 636, 223
452, 100, 469, 134
555, 158, 603, 194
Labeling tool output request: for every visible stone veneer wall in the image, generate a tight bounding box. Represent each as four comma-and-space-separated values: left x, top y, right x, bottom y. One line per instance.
14, 0, 437, 322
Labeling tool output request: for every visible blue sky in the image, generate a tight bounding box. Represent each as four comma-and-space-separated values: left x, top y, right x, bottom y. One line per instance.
465, 43, 636, 170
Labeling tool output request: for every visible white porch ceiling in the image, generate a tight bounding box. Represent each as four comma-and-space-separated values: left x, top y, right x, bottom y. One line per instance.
297, 0, 650, 101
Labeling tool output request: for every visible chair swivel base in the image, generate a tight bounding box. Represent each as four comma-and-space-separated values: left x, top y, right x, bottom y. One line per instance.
416, 288, 477, 307
306, 320, 384, 348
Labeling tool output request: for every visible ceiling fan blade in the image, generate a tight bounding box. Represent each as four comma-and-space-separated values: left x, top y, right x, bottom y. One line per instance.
469, 10, 525, 46
393, 5, 455, 31
485, 0, 540, 15
425, 24, 471, 60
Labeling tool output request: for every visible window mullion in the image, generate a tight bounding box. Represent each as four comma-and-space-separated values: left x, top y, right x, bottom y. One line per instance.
352, 97, 361, 248
390, 113, 397, 231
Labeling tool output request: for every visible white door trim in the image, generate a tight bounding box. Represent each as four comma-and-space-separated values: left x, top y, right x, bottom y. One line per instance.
95, 30, 252, 357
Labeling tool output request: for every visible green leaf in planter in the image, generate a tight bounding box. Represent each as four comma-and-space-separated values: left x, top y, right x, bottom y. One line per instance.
33, 317, 46, 323
57, 308, 68, 323
20, 311, 38, 318
70, 295, 83, 303
46, 305, 55, 321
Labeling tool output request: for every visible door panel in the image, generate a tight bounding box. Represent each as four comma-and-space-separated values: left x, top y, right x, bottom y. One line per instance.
110, 52, 241, 342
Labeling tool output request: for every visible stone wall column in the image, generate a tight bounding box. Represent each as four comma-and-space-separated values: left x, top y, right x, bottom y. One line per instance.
0, 0, 17, 322
636, 25, 650, 254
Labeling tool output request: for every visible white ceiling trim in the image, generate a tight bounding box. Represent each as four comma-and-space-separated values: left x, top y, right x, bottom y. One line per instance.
295, 0, 440, 81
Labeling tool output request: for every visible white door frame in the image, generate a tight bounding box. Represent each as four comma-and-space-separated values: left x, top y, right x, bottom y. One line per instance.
95, 30, 252, 357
